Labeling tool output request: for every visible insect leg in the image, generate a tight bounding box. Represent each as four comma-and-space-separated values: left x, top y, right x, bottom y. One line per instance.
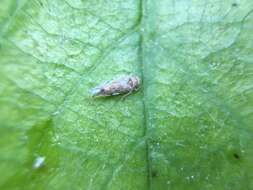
134, 86, 141, 92
120, 90, 133, 101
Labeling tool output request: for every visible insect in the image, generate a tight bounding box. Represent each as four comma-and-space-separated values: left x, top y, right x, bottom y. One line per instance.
89, 75, 141, 97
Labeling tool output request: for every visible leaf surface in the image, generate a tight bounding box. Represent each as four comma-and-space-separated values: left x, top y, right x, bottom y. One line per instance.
0, 0, 253, 189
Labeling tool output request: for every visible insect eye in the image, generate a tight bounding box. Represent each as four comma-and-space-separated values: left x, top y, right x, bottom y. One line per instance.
128, 78, 134, 87
100, 88, 105, 92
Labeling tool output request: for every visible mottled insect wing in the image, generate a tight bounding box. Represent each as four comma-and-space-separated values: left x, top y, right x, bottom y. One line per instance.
89, 87, 102, 97
118, 76, 129, 86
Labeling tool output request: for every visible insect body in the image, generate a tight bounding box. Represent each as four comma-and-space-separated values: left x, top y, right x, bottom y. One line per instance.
89, 75, 140, 97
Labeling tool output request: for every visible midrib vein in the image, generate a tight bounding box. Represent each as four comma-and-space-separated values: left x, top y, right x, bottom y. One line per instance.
139, 0, 152, 189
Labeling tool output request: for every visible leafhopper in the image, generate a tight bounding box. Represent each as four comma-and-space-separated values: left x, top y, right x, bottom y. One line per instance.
89, 75, 141, 97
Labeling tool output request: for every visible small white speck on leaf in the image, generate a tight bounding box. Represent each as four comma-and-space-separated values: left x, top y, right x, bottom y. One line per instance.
33, 156, 45, 169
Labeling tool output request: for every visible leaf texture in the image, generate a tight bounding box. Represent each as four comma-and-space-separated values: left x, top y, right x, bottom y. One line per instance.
0, 0, 253, 189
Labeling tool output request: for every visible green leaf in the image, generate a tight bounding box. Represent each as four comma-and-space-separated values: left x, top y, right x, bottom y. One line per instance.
0, 0, 253, 189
